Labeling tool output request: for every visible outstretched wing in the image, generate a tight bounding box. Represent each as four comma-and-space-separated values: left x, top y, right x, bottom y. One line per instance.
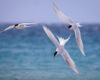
62, 49, 79, 74
43, 26, 60, 48
53, 3, 74, 25
74, 28, 85, 56
74, 27, 85, 56
21, 22, 36, 25
2, 25, 14, 32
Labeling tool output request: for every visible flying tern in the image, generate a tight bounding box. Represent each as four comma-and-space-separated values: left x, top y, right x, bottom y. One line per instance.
1, 22, 36, 33
53, 3, 85, 56
43, 26, 79, 74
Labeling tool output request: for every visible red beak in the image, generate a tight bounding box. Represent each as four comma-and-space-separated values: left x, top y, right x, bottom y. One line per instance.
53, 56, 55, 59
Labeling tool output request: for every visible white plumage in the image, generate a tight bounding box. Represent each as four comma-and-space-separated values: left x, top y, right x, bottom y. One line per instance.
53, 3, 85, 56
43, 26, 79, 74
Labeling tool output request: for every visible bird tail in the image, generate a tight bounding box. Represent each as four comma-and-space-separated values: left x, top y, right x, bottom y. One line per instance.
57, 35, 71, 46
76, 23, 82, 27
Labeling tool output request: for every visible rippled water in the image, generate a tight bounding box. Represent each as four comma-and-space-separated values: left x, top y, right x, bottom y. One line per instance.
0, 23, 100, 80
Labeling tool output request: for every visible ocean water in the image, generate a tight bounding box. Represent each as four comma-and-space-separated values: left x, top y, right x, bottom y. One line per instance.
0, 23, 99, 80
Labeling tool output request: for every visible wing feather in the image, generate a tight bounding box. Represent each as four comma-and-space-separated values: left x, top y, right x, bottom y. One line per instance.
3, 26, 14, 31
43, 26, 60, 48
53, 3, 74, 25
74, 28, 85, 56
21, 22, 36, 25
62, 49, 79, 74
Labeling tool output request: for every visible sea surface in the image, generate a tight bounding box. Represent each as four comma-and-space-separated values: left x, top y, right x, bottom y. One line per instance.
0, 23, 99, 80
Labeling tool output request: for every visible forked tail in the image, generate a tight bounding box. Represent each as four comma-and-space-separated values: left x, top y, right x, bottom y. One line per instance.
57, 35, 71, 46
76, 23, 82, 27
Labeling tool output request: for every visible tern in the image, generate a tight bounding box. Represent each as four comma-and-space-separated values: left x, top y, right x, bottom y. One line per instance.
0, 22, 36, 33
53, 3, 85, 56
43, 26, 79, 74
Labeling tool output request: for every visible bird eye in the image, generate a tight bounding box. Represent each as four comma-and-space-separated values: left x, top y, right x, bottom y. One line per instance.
68, 25, 72, 29
15, 24, 18, 26
54, 51, 57, 56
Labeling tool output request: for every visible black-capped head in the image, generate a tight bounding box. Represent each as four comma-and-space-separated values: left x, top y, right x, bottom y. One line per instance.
54, 51, 57, 59
68, 25, 72, 30
14, 24, 18, 26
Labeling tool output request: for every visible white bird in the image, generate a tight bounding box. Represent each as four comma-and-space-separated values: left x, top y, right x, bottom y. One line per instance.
53, 3, 85, 56
1, 22, 36, 33
43, 26, 79, 74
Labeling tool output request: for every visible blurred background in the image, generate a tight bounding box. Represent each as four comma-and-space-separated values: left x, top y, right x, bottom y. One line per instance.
0, 0, 100, 23
0, 0, 100, 80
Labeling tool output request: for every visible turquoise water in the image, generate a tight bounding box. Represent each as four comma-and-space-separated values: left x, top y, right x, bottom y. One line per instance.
0, 23, 99, 80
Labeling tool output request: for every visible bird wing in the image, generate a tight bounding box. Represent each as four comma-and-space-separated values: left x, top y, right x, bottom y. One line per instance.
74, 27, 85, 56
43, 26, 60, 48
53, 3, 74, 25
21, 22, 36, 25
62, 49, 79, 74
3, 25, 14, 32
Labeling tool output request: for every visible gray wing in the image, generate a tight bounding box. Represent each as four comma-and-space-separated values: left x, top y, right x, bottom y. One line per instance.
53, 3, 74, 25
21, 23, 36, 28
62, 49, 79, 74
43, 26, 60, 48
74, 27, 85, 56
3, 25, 14, 31
21, 22, 36, 25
